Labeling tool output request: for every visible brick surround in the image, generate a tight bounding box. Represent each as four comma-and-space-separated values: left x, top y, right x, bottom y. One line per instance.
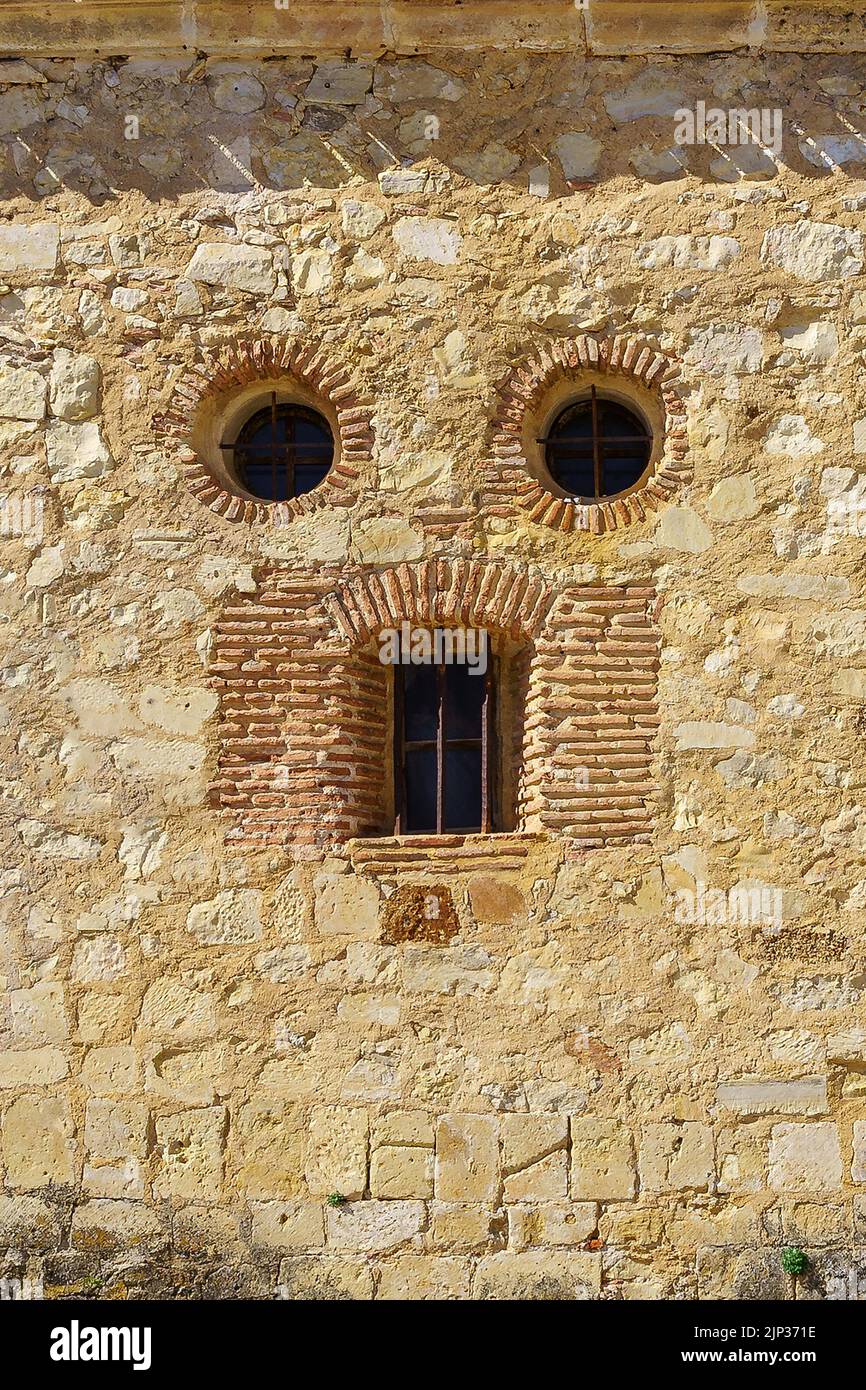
483, 333, 691, 533
153, 336, 374, 524
210, 559, 661, 852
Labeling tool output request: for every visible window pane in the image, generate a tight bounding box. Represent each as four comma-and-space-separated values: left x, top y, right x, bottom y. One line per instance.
242, 460, 289, 501
445, 659, 486, 738
294, 463, 332, 496
444, 745, 482, 832
404, 745, 438, 832
402, 664, 439, 742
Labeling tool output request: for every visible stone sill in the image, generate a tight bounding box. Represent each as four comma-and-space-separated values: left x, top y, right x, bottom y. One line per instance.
347, 830, 549, 876
2, 1, 863, 57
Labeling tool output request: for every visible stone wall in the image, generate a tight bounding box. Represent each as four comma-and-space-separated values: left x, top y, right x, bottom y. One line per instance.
2, 3, 866, 1299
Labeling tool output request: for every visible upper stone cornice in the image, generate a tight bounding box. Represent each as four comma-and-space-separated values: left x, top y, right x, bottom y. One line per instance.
0, 0, 864, 57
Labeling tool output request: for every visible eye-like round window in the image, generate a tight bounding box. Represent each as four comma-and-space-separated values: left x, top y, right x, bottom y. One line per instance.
230, 395, 334, 501
543, 387, 652, 500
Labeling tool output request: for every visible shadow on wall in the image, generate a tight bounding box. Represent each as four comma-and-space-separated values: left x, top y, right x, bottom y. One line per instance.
2, 52, 866, 203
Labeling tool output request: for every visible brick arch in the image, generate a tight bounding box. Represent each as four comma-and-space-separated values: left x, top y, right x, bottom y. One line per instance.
153, 336, 374, 525
324, 558, 554, 647
482, 333, 692, 534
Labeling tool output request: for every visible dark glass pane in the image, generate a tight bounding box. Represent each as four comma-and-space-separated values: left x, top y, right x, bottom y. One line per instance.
405, 746, 438, 832
445, 659, 486, 738
292, 416, 331, 448
444, 745, 482, 832
294, 463, 331, 496
241, 460, 288, 502
546, 398, 650, 499
402, 664, 438, 742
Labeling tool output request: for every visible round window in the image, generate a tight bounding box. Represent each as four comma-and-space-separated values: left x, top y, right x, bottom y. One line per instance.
543, 388, 652, 500
230, 396, 334, 501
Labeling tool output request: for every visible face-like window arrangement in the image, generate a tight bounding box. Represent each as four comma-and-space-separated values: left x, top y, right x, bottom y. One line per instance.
393, 656, 496, 835
226, 394, 334, 501
541, 385, 652, 501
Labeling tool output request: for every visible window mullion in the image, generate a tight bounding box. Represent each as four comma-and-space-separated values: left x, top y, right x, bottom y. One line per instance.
436, 661, 446, 834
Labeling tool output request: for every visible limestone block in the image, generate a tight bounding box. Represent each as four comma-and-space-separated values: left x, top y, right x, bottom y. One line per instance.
46, 421, 113, 482
553, 131, 603, 181
305, 1106, 368, 1199
570, 1118, 636, 1200
474, 1250, 601, 1300
84, 1098, 149, 1160
305, 62, 372, 104
81, 1046, 139, 1094
327, 1199, 425, 1252
153, 1106, 226, 1200
235, 1099, 306, 1200
48, 349, 100, 420
0, 1047, 69, 1088
782, 1201, 850, 1247
639, 1123, 715, 1193
435, 1114, 499, 1202
426, 1203, 498, 1255
716, 1076, 828, 1116
250, 1201, 325, 1249
761, 220, 863, 282
852, 1121, 866, 1183
635, 235, 739, 271
341, 199, 386, 239
138, 979, 217, 1042
393, 217, 461, 265
500, 1114, 568, 1172
401, 945, 495, 995
2, 1095, 76, 1189
83, 1158, 145, 1200
9, 982, 68, 1044
769, 1122, 844, 1192
656, 506, 713, 554
0, 223, 59, 273
503, 1152, 568, 1203
138, 684, 217, 735
372, 1111, 434, 1148
71, 936, 127, 984
186, 888, 263, 945
278, 1256, 373, 1300
376, 1255, 472, 1300
147, 1044, 230, 1106
0, 1194, 62, 1250
71, 1199, 165, 1251
508, 1202, 598, 1249
374, 62, 466, 103
187, 242, 276, 294
352, 516, 425, 563
0, 363, 46, 420
370, 1146, 434, 1199
313, 875, 379, 938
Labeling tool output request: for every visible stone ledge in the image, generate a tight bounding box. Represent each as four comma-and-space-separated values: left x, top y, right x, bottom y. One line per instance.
1, 0, 864, 56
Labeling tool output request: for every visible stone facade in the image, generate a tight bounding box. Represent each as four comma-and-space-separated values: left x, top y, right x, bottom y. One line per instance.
1, 0, 866, 1300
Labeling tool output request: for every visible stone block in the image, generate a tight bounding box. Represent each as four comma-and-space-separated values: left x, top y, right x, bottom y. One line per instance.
153, 1106, 226, 1200
326, 1200, 426, 1253
305, 1105, 368, 1199
474, 1250, 601, 1300
639, 1123, 715, 1193
768, 1122, 843, 1192
570, 1118, 636, 1200
250, 1201, 325, 1250
376, 1255, 472, 1300
508, 1202, 598, 1249
370, 1146, 434, 1199
435, 1114, 499, 1202
2, 1095, 76, 1189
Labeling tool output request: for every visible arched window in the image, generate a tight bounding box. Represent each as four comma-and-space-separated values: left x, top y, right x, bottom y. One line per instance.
393, 651, 496, 835
228, 394, 333, 501
542, 387, 652, 500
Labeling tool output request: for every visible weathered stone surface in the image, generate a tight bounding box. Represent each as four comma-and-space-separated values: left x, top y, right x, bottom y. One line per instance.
768, 1123, 843, 1191
187, 888, 263, 945
474, 1250, 601, 1300
716, 1076, 828, 1116
327, 1199, 425, 1252
187, 242, 276, 294
570, 1119, 635, 1200
46, 421, 113, 482
435, 1114, 499, 1202
305, 1107, 368, 1199
2, 1095, 76, 1189
0, 223, 59, 273
153, 1107, 226, 1200
48, 349, 100, 420
0, 363, 46, 420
